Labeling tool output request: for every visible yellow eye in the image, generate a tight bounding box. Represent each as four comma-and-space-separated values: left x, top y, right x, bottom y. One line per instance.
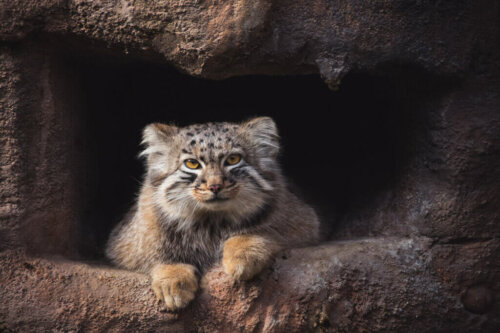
225, 154, 241, 165
184, 159, 200, 169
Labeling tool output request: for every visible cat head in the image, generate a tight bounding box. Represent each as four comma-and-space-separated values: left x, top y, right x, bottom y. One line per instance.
140, 117, 281, 223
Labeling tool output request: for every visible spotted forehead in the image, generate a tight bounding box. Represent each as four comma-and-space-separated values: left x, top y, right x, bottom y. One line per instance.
179, 122, 241, 160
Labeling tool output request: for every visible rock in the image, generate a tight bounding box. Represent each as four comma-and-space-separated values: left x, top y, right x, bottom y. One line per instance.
2, 238, 497, 332
462, 285, 494, 315
0, 1, 498, 78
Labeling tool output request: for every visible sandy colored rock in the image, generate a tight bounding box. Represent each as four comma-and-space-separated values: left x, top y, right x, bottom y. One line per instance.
2, 237, 497, 332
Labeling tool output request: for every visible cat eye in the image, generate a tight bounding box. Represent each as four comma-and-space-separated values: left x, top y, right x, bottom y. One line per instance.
225, 154, 241, 166
184, 159, 201, 169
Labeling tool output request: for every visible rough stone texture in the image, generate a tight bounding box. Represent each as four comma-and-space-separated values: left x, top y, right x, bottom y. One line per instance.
335, 80, 500, 241
1, 0, 499, 332
2, 238, 498, 332
1, 1, 498, 79
0, 42, 86, 257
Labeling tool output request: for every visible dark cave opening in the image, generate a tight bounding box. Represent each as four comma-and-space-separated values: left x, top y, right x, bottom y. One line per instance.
68, 54, 441, 258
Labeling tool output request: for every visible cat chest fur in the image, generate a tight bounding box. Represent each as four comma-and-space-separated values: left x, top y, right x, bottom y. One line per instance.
158, 216, 234, 271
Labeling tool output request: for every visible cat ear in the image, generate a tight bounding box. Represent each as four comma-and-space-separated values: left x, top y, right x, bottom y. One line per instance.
240, 117, 280, 158
139, 123, 178, 158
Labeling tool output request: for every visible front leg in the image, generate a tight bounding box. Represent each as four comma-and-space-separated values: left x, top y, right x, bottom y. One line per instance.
151, 263, 198, 311
222, 235, 279, 282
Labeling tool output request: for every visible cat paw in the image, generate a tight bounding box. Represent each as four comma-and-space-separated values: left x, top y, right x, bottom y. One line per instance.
222, 235, 277, 282
151, 263, 198, 311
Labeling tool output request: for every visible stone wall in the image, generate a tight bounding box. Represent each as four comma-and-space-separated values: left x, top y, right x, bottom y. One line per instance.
0, 1, 499, 331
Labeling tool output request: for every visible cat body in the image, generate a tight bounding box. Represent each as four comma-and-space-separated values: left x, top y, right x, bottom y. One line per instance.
106, 117, 319, 310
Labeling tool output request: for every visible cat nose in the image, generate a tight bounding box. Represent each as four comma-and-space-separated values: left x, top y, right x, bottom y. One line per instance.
208, 184, 222, 194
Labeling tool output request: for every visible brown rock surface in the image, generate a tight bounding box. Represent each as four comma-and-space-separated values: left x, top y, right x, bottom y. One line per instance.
1, 1, 497, 79
1, 0, 499, 332
2, 237, 497, 332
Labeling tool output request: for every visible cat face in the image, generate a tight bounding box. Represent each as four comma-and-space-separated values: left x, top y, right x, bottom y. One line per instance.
140, 117, 280, 223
